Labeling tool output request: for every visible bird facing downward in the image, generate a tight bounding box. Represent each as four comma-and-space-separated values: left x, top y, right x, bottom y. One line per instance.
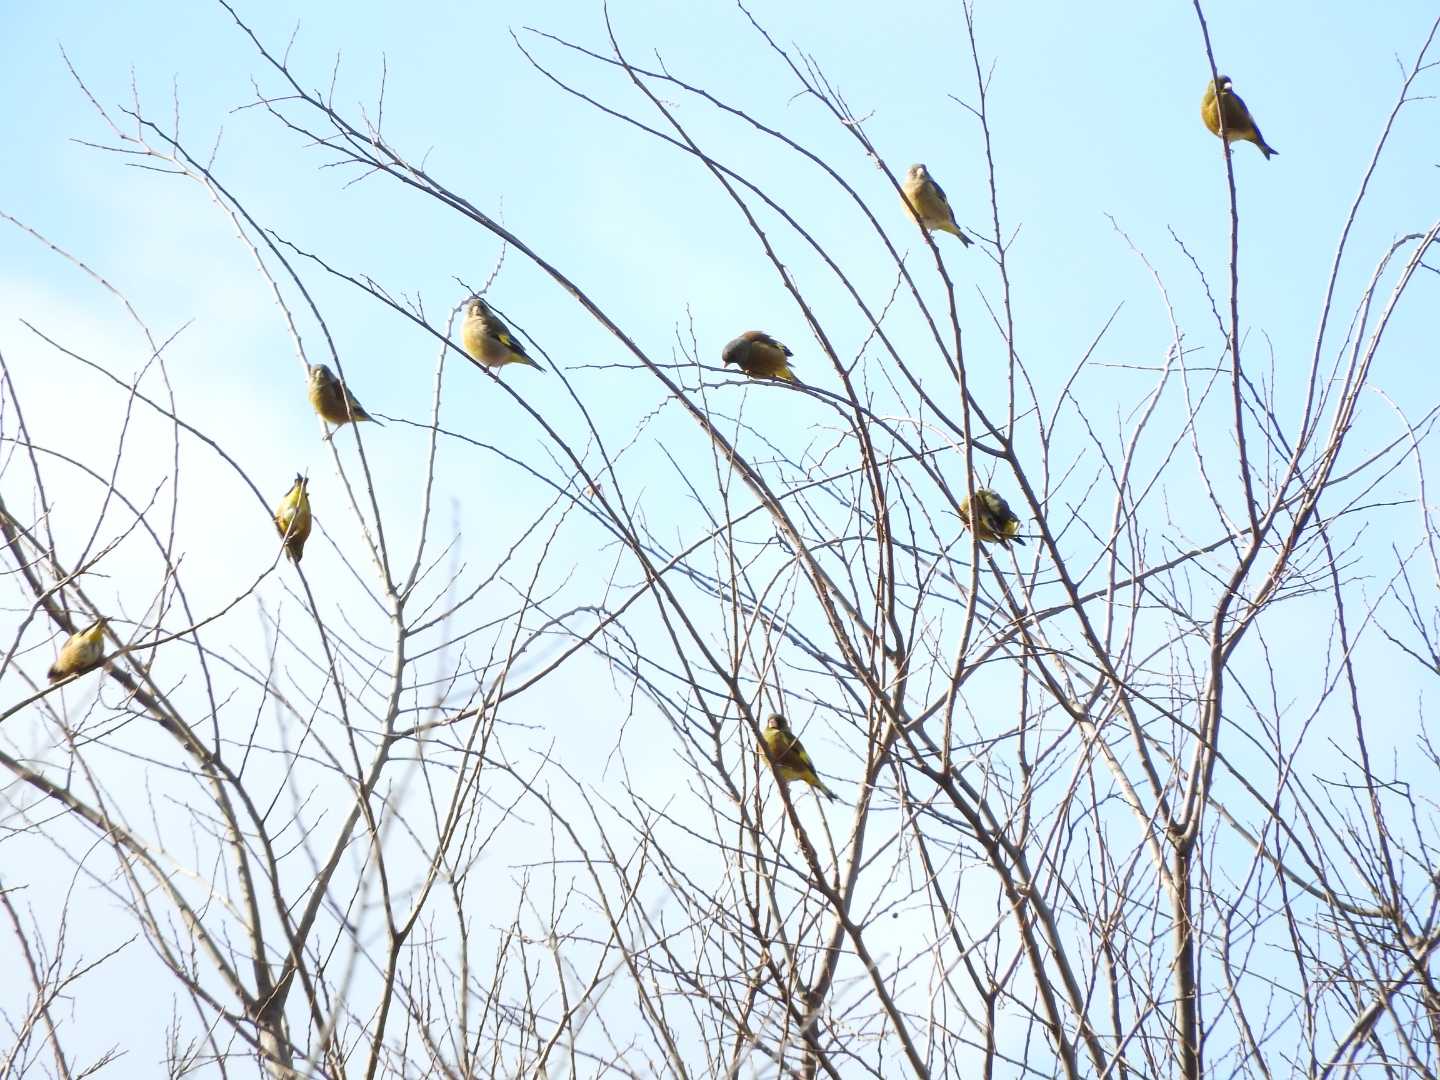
721, 331, 798, 383
461, 298, 544, 371
901, 164, 974, 246
958, 488, 1026, 546
1201, 75, 1277, 159
308, 364, 380, 431
274, 475, 312, 563
47, 619, 108, 683
760, 713, 839, 802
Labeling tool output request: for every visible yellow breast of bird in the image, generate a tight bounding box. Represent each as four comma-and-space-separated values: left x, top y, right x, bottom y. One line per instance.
278, 502, 308, 535
310, 382, 349, 424
905, 185, 945, 227
60, 629, 101, 670
462, 319, 503, 367
69, 636, 103, 669
1201, 96, 1222, 137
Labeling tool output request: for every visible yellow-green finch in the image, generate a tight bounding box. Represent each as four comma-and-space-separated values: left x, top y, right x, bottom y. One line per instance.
308, 364, 380, 431
722, 331, 797, 383
1201, 76, 1276, 159
958, 488, 1025, 546
46, 618, 107, 682
274, 475, 312, 563
901, 164, 973, 246
461, 298, 543, 371
760, 713, 839, 801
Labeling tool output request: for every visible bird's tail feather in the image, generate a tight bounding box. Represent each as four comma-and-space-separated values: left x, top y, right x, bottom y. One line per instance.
940, 221, 974, 246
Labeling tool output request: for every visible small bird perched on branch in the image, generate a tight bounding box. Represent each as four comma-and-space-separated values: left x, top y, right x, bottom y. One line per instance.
722, 331, 798, 383
901, 163, 973, 246
47, 619, 108, 682
1201, 75, 1277, 159
274, 475, 312, 563
461, 297, 544, 371
958, 488, 1026, 546
760, 713, 839, 802
308, 364, 380, 433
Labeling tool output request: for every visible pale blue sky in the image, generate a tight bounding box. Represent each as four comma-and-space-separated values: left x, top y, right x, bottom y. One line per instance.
3, 1, 1438, 1074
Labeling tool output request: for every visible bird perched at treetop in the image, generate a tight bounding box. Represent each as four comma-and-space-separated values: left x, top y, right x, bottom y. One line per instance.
1201, 75, 1276, 159
760, 713, 839, 802
274, 475, 312, 563
308, 364, 380, 433
958, 488, 1025, 546
901, 163, 973, 246
46, 619, 108, 683
722, 331, 798, 383
461, 297, 543, 371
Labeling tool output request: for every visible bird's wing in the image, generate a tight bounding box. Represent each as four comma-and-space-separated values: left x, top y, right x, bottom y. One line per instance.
1223, 91, 1260, 135
989, 506, 1013, 538
780, 733, 820, 776
753, 332, 793, 357
927, 176, 951, 208
494, 324, 535, 360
